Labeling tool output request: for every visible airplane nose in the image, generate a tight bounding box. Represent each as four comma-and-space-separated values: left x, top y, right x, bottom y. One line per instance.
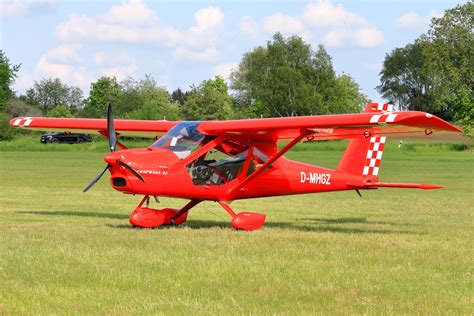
104, 152, 119, 165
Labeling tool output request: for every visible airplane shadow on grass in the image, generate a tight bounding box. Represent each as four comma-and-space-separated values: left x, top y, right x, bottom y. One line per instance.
18, 210, 129, 220
298, 217, 415, 226
107, 219, 419, 235
19, 211, 418, 235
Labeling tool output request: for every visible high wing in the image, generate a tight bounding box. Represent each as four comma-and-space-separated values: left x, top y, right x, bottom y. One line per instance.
10, 106, 461, 141
10, 117, 178, 138
198, 111, 462, 141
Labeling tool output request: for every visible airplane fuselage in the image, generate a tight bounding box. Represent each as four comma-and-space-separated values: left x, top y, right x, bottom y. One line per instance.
105, 147, 363, 201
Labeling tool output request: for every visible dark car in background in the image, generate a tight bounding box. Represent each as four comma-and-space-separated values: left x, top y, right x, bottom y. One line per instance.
41, 132, 92, 144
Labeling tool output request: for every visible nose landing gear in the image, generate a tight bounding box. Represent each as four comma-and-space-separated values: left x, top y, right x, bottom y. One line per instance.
129, 196, 200, 228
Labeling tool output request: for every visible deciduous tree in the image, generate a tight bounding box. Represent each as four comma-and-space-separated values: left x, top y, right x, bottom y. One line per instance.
81, 77, 121, 118
231, 33, 366, 117
26, 78, 83, 114
0, 50, 21, 112
6, 99, 42, 117
48, 104, 74, 118
182, 76, 234, 120
125, 75, 179, 120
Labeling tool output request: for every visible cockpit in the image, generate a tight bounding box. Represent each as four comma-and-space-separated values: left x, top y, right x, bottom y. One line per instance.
150, 122, 269, 186
150, 121, 205, 159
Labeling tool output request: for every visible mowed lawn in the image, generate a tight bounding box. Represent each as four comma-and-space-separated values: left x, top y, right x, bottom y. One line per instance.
0, 141, 472, 314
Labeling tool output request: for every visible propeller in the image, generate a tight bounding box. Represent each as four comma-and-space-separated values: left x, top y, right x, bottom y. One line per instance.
107, 102, 117, 152
83, 165, 109, 193
83, 103, 144, 193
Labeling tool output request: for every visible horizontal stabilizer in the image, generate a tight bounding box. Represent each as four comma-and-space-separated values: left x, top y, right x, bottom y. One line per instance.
347, 182, 443, 190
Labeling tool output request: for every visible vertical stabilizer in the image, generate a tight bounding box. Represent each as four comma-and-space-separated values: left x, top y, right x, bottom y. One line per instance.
336, 103, 391, 177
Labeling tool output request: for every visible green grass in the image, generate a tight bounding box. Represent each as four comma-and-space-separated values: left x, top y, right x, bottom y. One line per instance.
0, 140, 473, 314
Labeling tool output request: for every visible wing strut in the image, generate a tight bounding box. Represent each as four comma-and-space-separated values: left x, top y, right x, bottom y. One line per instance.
231, 130, 311, 193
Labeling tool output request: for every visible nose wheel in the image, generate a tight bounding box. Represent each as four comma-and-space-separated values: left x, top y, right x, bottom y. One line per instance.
129, 196, 200, 228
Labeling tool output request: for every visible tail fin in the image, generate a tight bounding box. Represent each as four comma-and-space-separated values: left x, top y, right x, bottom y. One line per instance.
336, 134, 386, 177
336, 103, 391, 177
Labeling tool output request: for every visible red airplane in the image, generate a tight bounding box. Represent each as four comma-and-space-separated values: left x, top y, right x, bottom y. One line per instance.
10, 103, 461, 230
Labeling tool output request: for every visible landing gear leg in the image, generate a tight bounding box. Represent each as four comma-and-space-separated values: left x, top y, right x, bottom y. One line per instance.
171, 200, 201, 224
218, 201, 266, 231
129, 196, 201, 228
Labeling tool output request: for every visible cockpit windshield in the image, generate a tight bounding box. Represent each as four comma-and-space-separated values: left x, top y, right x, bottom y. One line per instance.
150, 121, 205, 159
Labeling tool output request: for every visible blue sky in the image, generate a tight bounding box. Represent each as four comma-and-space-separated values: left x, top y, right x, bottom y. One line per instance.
0, 0, 463, 101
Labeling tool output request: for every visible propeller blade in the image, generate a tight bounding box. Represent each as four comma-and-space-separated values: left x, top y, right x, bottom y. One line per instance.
117, 160, 145, 182
107, 103, 117, 152
83, 165, 110, 192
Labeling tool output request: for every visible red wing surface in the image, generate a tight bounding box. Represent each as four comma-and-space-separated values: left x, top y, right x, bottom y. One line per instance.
197, 111, 461, 141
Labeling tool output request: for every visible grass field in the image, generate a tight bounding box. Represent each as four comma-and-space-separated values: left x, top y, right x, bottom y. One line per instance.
1, 138, 473, 314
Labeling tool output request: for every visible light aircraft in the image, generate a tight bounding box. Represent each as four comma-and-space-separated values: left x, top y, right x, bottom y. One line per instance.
10, 103, 461, 230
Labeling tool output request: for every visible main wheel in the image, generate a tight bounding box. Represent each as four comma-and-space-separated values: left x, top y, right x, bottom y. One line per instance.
51, 138, 59, 144
77, 138, 83, 144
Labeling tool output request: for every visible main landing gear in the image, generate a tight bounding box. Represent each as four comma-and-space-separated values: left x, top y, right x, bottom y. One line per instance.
129, 196, 266, 230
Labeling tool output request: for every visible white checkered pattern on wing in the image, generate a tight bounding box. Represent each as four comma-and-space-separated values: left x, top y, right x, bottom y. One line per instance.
12, 117, 33, 127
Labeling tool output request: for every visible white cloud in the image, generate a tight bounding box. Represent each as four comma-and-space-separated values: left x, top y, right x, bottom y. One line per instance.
93, 51, 134, 67
262, 13, 306, 35
395, 11, 441, 31
35, 44, 87, 81
92, 51, 138, 80
56, 14, 96, 40
240, 16, 259, 35
46, 44, 82, 64
36, 56, 75, 80
55, 1, 223, 51
31, 46, 138, 93
303, 0, 366, 28
102, 0, 155, 25
354, 27, 384, 48
213, 63, 237, 80
238, 0, 384, 49
1, 0, 54, 17
192, 6, 223, 31
182, 6, 224, 48
321, 29, 348, 48
33, 46, 96, 91
396, 12, 426, 31
173, 47, 220, 62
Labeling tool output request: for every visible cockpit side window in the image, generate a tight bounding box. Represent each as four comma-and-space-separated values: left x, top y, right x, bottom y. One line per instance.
186, 140, 250, 186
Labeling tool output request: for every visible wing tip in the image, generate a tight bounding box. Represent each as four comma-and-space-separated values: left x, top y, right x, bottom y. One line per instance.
395, 112, 464, 134
10, 117, 23, 127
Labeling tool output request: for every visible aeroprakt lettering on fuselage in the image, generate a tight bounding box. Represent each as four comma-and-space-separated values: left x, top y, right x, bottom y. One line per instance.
300, 172, 331, 185
136, 170, 168, 175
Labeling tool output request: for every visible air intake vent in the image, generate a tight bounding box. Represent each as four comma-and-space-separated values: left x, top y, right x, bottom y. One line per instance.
112, 178, 126, 187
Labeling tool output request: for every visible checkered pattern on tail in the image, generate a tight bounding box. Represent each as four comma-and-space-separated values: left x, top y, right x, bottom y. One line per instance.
362, 136, 386, 176
336, 102, 392, 177
365, 103, 393, 113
